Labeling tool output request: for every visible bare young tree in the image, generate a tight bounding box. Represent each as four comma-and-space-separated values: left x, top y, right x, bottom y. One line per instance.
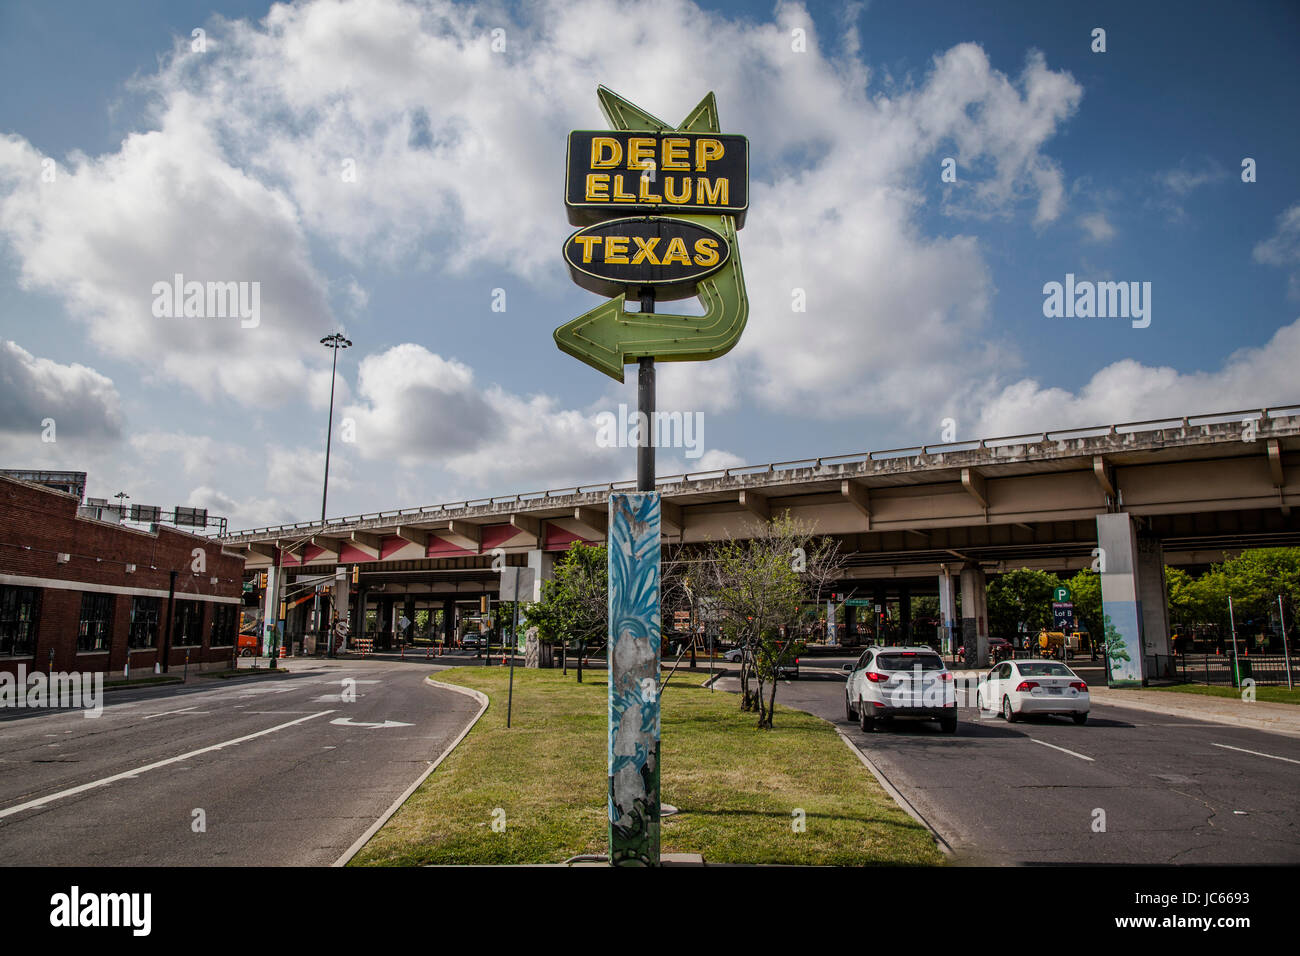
697, 512, 844, 728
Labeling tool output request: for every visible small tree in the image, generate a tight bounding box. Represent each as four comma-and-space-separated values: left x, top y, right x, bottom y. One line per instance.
522, 542, 607, 681
697, 513, 843, 728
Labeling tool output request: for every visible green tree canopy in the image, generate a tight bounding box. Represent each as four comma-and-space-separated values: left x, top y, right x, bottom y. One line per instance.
986, 568, 1062, 637
523, 542, 607, 649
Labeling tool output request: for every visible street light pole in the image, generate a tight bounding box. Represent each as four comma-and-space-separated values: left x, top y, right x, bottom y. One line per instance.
318, 332, 352, 656
319, 332, 353, 523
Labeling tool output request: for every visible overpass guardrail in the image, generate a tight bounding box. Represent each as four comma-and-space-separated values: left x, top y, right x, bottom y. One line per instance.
221, 404, 1300, 543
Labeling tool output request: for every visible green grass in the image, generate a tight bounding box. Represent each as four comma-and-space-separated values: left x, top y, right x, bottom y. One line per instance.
1139, 683, 1300, 706
350, 667, 943, 866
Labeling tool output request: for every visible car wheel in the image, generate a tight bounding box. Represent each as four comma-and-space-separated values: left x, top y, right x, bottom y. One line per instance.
940, 716, 958, 734
846, 693, 857, 721
1072, 712, 1088, 726
858, 701, 874, 732
240, 648, 252, 658
1002, 695, 1018, 723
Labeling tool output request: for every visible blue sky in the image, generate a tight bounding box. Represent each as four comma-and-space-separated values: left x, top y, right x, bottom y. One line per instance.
1, 0, 1297, 530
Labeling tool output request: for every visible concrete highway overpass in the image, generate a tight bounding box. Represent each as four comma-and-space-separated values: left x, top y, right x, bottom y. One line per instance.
222, 405, 1300, 682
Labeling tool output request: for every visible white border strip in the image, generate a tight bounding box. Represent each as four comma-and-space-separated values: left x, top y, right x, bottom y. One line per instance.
332, 676, 490, 867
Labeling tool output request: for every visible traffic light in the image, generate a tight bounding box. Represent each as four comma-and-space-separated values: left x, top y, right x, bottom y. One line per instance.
259, 571, 268, 589
480, 595, 490, 614
351, 565, 360, 585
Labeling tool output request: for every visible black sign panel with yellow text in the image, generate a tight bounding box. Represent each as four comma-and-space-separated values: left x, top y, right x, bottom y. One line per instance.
564, 217, 730, 300
565, 130, 748, 227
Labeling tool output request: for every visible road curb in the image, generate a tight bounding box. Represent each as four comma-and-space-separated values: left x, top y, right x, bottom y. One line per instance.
331, 676, 490, 867
835, 730, 954, 859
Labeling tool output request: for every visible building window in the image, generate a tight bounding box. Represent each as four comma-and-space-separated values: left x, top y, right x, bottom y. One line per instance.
0, 585, 41, 657
129, 596, 160, 649
77, 592, 114, 653
173, 600, 203, 647
209, 603, 237, 647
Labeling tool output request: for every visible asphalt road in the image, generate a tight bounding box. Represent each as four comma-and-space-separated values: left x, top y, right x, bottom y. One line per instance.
740, 658, 1300, 865
0, 658, 479, 865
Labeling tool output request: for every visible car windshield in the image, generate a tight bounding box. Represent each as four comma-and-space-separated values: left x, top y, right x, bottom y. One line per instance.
1017, 662, 1073, 677
876, 653, 945, 671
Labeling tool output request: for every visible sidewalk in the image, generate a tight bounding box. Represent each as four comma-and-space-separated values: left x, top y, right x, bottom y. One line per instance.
949, 667, 1300, 738
1086, 685, 1300, 739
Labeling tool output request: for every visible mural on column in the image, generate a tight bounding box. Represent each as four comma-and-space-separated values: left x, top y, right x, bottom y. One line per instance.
607, 492, 661, 866
1096, 513, 1143, 687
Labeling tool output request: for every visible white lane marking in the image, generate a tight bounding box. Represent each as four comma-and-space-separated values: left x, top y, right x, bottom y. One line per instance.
0, 710, 335, 820
1212, 743, 1300, 766
1031, 738, 1095, 762
143, 707, 204, 719
329, 717, 414, 729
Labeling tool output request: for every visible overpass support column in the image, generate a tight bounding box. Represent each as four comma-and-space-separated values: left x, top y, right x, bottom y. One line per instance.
844, 604, 857, 646
333, 566, 350, 653
442, 598, 455, 646
899, 586, 912, 643
1096, 514, 1174, 685
959, 565, 989, 668
527, 549, 555, 602
873, 584, 887, 640
261, 554, 284, 661
938, 569, 957, 656
355, 586, 368, 648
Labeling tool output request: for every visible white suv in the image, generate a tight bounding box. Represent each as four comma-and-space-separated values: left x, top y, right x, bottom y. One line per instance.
844, 646, 958, 733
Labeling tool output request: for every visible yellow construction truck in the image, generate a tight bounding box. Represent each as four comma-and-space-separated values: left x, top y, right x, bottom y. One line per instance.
1036, 629, 1087, 659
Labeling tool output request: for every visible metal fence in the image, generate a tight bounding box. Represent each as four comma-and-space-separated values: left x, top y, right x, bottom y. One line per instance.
1176, 652, 1297, 688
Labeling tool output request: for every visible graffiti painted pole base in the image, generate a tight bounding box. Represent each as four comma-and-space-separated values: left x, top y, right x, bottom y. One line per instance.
608, 491, 661, 866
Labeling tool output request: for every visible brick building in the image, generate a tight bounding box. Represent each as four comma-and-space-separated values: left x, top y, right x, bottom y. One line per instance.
0, 473, 244, 679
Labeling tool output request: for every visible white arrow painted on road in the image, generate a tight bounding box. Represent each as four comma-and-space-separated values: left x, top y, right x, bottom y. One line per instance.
329, 717, 414, 729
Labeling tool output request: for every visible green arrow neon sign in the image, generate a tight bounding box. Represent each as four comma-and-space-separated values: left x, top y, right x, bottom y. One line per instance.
554, 87, 748, 382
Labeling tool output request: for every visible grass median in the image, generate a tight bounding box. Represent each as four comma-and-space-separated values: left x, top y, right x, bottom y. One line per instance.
349, 667, 942, 866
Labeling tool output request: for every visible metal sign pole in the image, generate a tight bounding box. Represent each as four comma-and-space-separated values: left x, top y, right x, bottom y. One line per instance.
556, 86, 749, 869
1228, 595, 1241, 686
637, 289, 656, 491
507, 568, 519, 726
1280, 594, 1293, 690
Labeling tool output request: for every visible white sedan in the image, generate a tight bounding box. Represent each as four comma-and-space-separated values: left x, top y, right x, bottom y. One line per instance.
976, 659, 1090, 724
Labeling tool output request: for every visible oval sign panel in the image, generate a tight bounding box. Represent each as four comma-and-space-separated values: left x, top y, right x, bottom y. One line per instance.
563, 217, 731, 301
